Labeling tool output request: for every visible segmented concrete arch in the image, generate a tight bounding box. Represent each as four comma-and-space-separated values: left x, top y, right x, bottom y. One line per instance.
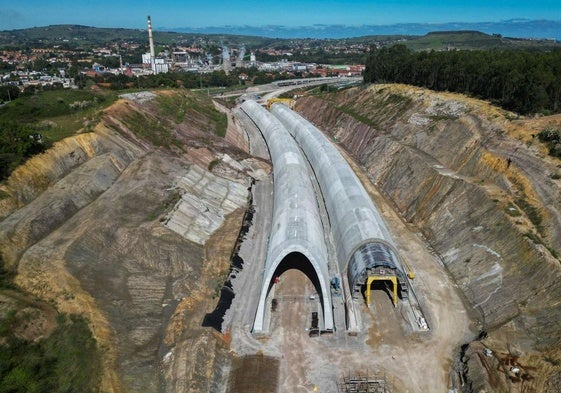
272, 104, 408, 327
240, 101, 334, 333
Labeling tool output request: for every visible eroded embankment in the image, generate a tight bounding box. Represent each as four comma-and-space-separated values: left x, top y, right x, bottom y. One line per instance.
295, 84, 561, 391
0, 89, 262, 392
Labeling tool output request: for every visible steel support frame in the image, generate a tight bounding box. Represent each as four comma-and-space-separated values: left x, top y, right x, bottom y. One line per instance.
365, 275, 397, 307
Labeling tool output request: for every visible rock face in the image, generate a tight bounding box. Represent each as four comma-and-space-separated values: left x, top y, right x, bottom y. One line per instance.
0, 90, 254, 393
165, 164, 249, 245
295, 84, 561, 391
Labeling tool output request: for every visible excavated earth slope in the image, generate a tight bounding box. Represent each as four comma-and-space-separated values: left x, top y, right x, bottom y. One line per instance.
0, 90, 267, 393
296, 84, 561, 392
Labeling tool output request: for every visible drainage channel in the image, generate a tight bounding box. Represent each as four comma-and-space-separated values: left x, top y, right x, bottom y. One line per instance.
202, 185, 255, 332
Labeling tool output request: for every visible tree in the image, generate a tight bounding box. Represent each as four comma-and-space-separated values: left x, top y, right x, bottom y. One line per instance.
0, 85, 19, 102
364, 46, 561, 115
0, 121, 49, 180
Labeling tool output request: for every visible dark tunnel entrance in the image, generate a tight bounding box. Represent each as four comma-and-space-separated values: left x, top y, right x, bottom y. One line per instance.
267, 252, 322, 296
266, 252, 326, 332
363, 279, 393, 301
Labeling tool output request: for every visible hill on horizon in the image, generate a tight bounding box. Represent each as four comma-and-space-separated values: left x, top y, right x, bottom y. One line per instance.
166, 19, 561, 40
1, 23, 560, 52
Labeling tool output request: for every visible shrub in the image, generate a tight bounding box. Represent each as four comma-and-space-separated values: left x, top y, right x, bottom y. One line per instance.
0, 313, 102, 393
538, 127, 561, 158
538, 127, 561, 143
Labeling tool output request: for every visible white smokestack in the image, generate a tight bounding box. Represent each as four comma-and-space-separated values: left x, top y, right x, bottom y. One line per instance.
147, 15, 155, 58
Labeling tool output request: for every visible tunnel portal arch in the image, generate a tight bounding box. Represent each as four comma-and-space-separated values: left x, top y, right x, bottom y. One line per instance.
255, 249, 332, 333
348, 241, 408, 305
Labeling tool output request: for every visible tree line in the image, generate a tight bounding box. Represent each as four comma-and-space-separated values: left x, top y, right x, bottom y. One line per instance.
364, 45, 561, 115
0, 121, 49, 181
88, 68, 292, 90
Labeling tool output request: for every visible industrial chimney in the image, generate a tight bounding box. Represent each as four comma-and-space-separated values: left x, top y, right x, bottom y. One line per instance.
147, 15, 155, 59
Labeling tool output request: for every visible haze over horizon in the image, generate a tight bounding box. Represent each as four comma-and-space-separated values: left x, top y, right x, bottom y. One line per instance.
1, 0, 560, 38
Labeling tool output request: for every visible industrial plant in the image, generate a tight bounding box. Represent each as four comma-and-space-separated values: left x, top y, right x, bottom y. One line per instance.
141, 16, 254, 75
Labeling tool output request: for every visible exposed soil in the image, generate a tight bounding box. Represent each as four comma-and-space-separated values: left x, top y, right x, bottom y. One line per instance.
295, 84, 561, 391
5, 83, 561, 392
227, 354, 280, 393
0, 289, 58, 343
0, 89, 255, 393
225, 135, 473, 392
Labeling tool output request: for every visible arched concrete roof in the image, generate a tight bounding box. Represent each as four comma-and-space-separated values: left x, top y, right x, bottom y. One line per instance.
271, 104, 407, 291
240, 100, 334, 333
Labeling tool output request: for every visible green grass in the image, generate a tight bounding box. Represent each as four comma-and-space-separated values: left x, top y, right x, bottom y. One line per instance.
123, 110, 173, 148
429, 114, 459, 121
538, 127, 561, 159
126, 90, 227, 146
214, 112, 227, 137
0, 313, 102, 393
0, 258, 102, 393
0, 90, 115, 122
406, 31, 504, 51
0, 89, 117, 144
0, 256, 15, 290
335, 104, 379, 128
329, 89, 412, 126
402, 31, 561, 52
524, 231, 543, 245
544, 356, 561, 366
0, 310, 17, 337
146, 189, 181, 222
156, 90, 228, 137
184, 92, 228, 137
0, 89, 116, 181
386, 93, 411, 105
157, 94, 188, 124
0, 88, 227, 182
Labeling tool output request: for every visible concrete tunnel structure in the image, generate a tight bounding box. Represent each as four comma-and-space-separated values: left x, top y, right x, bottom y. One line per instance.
272, 103, 408, 331
240, 100, 334, 333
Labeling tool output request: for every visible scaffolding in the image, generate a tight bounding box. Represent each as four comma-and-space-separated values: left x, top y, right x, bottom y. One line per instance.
338, 371, 391, 393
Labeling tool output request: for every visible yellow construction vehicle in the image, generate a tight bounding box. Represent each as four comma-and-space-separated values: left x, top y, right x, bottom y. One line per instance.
401, 257, 416, 279
266, 98, 295, 110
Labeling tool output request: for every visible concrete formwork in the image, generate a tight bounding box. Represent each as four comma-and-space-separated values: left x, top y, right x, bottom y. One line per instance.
240, 100, 334, 333
271, 104, 408, 329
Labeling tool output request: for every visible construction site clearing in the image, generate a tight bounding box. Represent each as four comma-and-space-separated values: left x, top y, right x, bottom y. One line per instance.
216, 101, 474, 393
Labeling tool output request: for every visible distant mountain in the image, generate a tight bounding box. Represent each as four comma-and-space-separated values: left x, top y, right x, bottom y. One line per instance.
165, 19, 561, 40
1, 21, 559, 52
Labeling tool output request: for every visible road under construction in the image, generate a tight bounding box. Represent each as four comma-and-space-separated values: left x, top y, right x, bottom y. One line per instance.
239, 100, 427, 335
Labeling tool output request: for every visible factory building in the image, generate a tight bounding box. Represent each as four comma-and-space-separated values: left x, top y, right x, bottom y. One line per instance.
142, 16, 169, 74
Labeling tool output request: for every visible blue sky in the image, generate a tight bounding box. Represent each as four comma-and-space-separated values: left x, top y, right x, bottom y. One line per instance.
0, 0, 560, 30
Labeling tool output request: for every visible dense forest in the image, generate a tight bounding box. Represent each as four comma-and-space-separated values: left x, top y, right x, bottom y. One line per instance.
364, 45, 561, 115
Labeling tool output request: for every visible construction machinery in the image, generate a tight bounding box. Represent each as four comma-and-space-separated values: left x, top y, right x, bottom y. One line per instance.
267, 98, 295, 110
